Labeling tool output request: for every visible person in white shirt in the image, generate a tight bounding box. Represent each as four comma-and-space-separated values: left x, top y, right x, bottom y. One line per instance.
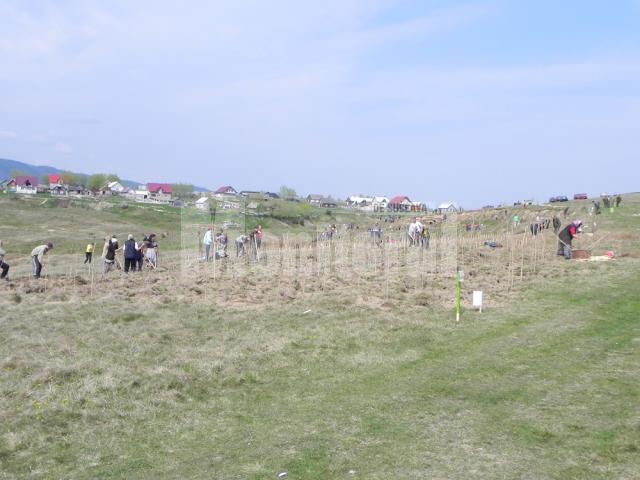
414, 218, 424, 247
203, 227, 213, 261
408, 220, 417, 246
31, 242, 53, 278
235, 235, 249, 257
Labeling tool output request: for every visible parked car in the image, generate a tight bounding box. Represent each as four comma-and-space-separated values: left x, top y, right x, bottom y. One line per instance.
573, 193, 588, 200
482, 205, 495, 209
550, 196, 568, 203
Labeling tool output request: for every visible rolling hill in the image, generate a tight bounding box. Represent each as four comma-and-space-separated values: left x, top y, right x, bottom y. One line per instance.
0, 157, 210, 191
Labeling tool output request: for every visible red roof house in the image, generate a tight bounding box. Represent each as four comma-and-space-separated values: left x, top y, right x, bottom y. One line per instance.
215, 185, 237, 195
7, 176, 39, 194
147, 183, 173, 194
48, 174, 62, 184
13, 176, 39, 187
146, 183, 173, 203
389, 195, 412, 211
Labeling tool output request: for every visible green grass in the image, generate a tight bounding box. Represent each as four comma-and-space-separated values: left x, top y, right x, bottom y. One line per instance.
0, 195, 385, 255
1, 258, 639, 479
1, 193, 639, 478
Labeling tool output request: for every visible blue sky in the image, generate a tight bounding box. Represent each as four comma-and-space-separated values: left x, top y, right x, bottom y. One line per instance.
1, 0, 639, 206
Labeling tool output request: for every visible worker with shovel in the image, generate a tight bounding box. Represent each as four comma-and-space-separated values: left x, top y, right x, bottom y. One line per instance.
31, 242, 53, 278
103, 236, 119, 274
557, 220, 583, 259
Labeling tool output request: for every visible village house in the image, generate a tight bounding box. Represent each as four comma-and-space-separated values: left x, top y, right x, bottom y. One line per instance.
125, 189, 150, 202
373, 196, 389, 212
347, 195, 374, 211
239, 190, 261, 197
221, 200, 241, 210
48, 174, 63, 188
6, 176, 39, 195
436, 202, 460, 214
195, 196, 210, 210
50, 184, 68, 196
306, 194, 324, 206
146, 183, 173, 203
239, 190, 280, 200
307, 194, 339, 208
214, 186, 237, 199
67, 185, 93, 197
320, 198, 338, 208
106, 181, 126, 194
388, 195, 412, 212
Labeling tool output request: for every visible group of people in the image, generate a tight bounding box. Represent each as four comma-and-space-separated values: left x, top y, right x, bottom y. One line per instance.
202, 225, 263, 261
317, 224, 337, 242
527, 216, 556, 236
203, 228, 229, 260
601, 195, 622, 210
0, 234, 160, 280
100, 233, 159, 274
236, 225, 263, 257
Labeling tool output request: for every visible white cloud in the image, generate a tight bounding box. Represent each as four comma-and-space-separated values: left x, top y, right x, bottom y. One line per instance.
0, 130, 18, 139
51, 142, 73, 154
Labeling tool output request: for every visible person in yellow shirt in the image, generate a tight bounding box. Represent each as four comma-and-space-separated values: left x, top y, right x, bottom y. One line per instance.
84, 242, 95, 264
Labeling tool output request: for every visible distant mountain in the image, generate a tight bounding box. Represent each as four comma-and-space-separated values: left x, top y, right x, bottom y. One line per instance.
0, 158, 210, 191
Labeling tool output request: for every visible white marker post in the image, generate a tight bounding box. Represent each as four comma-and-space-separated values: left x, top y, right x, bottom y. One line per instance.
472, 290, 483, 313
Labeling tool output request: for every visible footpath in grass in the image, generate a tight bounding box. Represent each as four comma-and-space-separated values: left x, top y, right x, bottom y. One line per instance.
1, 261, 639, 479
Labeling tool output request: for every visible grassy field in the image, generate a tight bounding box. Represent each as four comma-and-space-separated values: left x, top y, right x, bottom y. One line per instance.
0, 194, 639, 479
0, 194, 402, 255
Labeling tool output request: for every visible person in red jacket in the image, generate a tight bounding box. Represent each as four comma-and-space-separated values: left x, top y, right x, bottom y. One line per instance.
557, 220, 583, 259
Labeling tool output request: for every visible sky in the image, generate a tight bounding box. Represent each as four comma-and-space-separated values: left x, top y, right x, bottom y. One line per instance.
1, 0, 639, 207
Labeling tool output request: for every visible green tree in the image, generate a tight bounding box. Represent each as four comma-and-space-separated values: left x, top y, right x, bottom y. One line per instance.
87, 174, 107, 191
60, 171, 78, 185
279, 185, 297, 200
75, 175, 88, 187
172, 183, 194, 199
40, 174, 50, 185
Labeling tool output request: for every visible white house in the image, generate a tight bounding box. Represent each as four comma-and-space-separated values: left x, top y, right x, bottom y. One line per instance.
7, 176, 38, 195
437, 202, 459, 214
347, 195, 374, 211
372, 196, 389, 212
214, 186, 238, 200
195, 197, 210, 210
125, 189, 150, 202
146, 183, 173, 203
106, 181, 126, 194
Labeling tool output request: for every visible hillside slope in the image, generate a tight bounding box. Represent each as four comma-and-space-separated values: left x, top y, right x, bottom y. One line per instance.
0, 157, 210, 191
